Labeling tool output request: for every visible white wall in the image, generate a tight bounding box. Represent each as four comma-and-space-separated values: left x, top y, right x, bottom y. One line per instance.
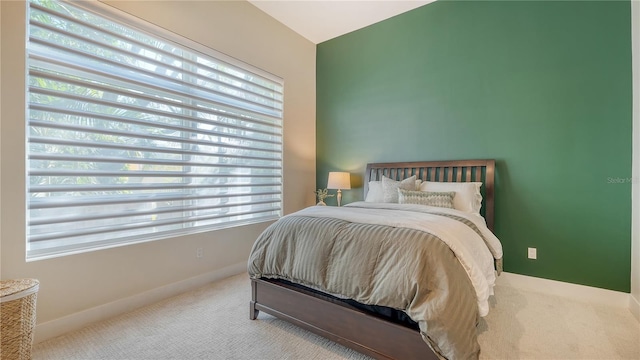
631, 0, 640, 321
0, 0, 316, 339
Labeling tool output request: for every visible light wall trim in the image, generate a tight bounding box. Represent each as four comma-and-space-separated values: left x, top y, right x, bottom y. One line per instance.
33, 266, 639, 346
630, 0, 640, 323
631, 294, 640, 321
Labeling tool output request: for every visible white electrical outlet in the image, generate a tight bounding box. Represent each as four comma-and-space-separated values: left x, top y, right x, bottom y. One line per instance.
196, 247, 204, 258
527, 247, 537, 260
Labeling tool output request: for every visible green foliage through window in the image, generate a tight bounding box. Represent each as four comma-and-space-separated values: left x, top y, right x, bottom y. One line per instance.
26, 0, 283, 259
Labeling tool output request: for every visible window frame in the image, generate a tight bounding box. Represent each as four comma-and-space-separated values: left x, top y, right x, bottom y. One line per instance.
25, 0, 284, 260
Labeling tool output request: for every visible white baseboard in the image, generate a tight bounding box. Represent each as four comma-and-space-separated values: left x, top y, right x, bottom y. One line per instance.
34, 262, 247, 344
35, 267, 638, 344
497, 272, 631, 310
630, 294, 640, 322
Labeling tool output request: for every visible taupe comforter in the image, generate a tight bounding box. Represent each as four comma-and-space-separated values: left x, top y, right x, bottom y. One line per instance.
248, 203, 502, 360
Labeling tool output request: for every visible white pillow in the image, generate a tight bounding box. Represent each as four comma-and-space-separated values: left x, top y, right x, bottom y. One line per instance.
365, 181, 384, 202
365, 179, 421, 203
382, 175, 417, 203
419, 181, 482, 214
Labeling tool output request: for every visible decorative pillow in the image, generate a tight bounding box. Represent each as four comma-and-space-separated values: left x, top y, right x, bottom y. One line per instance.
398, 189, 456, 208
366, 179, 422, 203
382, 175, 417, 203
419, 181, 482, 214
365, 181, 384, 202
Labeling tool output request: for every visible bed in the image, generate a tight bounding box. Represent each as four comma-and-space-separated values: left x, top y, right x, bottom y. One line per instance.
248, 159, 501, 360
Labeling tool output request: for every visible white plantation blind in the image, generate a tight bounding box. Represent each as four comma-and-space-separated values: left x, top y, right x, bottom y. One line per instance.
26, 0, 283, 259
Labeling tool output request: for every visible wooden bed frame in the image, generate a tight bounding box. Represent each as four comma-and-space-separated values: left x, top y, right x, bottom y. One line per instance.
250, 159, 496, 359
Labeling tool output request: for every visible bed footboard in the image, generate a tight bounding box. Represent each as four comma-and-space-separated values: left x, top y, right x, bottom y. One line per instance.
250, 278, 438, 360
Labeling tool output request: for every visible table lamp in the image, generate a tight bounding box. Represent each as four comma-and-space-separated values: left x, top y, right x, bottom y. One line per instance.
327, 172, 351, 206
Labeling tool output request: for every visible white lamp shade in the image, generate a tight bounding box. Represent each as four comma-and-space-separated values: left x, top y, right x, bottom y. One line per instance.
327, 172, 351, 190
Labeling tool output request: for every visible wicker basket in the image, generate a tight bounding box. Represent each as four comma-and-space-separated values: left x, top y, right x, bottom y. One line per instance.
1, 279, 39, 360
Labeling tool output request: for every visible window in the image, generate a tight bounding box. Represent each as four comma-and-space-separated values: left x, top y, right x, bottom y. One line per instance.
26, 0, 283, 259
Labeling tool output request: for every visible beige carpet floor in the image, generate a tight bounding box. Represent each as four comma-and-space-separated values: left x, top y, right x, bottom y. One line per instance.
33, 273, 639, 360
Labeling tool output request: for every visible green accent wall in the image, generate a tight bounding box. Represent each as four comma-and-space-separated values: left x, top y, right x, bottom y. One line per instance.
316, 0, 632, 292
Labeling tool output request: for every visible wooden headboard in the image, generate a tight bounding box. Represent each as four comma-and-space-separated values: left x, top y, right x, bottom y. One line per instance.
364, 159, 496, 231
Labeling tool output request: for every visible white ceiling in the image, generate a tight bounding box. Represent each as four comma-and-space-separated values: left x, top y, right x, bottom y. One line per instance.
248, 0, 435, 44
